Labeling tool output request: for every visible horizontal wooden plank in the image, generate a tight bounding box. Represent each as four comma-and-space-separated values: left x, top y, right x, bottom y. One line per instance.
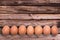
0, 34, 60, 40
0, 0, 60, 4
0, 14, 60, 20
0, 2, 60, 6
0, 20, 59, 26
0, 6, 60, 14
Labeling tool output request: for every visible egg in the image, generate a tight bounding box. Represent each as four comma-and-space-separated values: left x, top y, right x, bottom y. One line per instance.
35, 25, 42, 36
51, 25, 58, 36
19, 25, 26, 35
10, 25, 18, 35
27, 25, 34, 36
43, 25, 50, 35
2, 25, 10, 35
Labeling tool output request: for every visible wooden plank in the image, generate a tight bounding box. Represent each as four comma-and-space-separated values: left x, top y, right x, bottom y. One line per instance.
0, 1, 60, 6
0, 0, 60, 4
0, 34, 60, 40
0, 20, 59, 26
0, 14, 60, 20
0, 6, 60, 14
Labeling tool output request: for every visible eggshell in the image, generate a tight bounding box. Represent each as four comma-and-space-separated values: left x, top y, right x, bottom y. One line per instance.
19, 25, 26, 35
35, 25, 42, 36
27, 25, 34, 36
10, 25, 18, 35
2, 25, 10, 35
43, 25, 50, 35
51, 25, 58, 36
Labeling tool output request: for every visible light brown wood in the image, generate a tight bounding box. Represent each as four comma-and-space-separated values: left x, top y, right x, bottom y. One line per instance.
0, 1, 59, 40
0, 6, 60, 14
0, 0, 60, 3
0, 20, 59, 27
0, 34, 60, 40
0, 14, 60, 20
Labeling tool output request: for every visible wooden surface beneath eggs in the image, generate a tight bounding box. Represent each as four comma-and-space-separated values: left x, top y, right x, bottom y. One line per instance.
0, 1, 60, 40
0, 34, 60, 40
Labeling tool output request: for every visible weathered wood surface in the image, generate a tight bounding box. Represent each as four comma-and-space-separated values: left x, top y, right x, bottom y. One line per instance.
0, 20, 59, 27
0, 2, 60, 6
0, 0, 60, 4
0, 1, 59, 40
0, 6, 60, 14
0, 34, 60, 40
0, 14, 60, 20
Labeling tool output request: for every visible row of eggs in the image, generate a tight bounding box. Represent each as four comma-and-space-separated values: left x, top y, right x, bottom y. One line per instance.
2, 25, 58, 36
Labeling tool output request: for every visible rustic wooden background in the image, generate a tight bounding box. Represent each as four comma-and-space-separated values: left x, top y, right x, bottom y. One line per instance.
0, 0, 60, 40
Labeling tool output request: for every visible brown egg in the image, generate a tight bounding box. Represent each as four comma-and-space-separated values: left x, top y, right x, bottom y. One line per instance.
43, 25, 50, 35
10, 25, 18, 35
19, 25, 26, 35
2, 25, 10, 35
27, 25, 34, 36
35, 25, 42, 36
51, 25, 58, 36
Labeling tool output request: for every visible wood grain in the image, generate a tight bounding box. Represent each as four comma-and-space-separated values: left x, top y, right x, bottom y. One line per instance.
0, 34, 60, 40
0, 1, 59, 40
0, 0, 60, 4
0, 14, 59, 20
0, 6, 60, 14
0, 20, 59, 27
